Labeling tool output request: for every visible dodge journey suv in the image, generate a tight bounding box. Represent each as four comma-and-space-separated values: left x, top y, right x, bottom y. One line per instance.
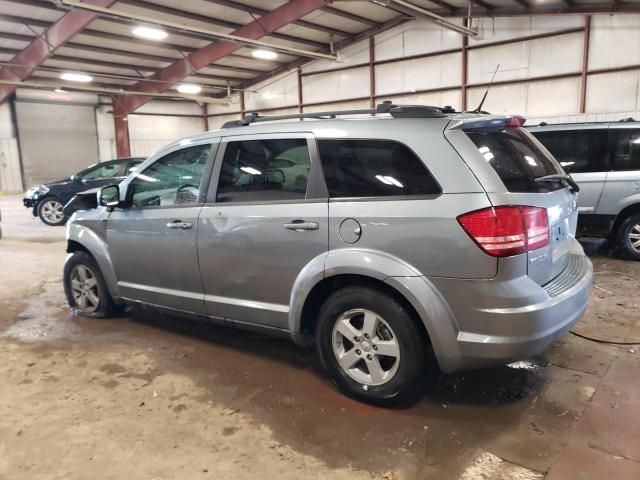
63, 103, 593, 405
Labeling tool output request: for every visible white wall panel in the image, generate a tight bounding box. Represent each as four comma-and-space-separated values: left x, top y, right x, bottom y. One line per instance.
468, 33, 582, 84
471, 16, 583, 46
586, 71, 640, 113
468, 77, 580, 117
0, 102, 19, 192
589, 15, 640, 70
376, 52, 461, 96
96, 107, 116, 161
375, 19, 462, 61
303, 66, 370, 104
303, 99, 370, 114
208, 113, 241, 131
245, 71, 298, 111
303, 41, 370, 74
128, 115, 204, 157
208, 94, 241, 115
135, 100, 202, 116
378, 90, 462, 111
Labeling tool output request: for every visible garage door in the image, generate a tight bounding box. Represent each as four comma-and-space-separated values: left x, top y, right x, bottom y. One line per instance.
15, 101, 99, 187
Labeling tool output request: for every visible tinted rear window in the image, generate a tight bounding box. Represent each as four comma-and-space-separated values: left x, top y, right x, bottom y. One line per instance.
611, 128, 640, 171
531, 129, 608, 174
466, 128, 564, 192
317, 139, 440, 198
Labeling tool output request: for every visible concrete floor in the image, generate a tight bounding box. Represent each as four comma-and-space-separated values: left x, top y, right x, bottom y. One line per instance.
0, 194, 639, 480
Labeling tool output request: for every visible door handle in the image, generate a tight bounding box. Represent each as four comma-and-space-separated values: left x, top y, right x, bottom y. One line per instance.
284, 220, 319, 231
166, 221, 193, 230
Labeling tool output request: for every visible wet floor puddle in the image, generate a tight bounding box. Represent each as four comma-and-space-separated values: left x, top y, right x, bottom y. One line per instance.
0, 279, 605, 478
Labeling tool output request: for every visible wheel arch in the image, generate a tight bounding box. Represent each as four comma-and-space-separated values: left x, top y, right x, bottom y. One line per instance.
611, 201, 640, 237
288, 249, 460, 371
66, 223, 121, 301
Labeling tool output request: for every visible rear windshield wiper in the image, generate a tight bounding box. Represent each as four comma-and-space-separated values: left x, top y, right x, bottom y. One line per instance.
534, 174, 580, 193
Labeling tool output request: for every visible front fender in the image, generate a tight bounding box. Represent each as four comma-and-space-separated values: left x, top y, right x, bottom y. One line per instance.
66, 221, 120, 301
287, 248, 459, 371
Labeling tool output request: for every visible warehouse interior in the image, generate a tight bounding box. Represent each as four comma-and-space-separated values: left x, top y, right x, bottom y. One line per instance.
0, 0, 639, 479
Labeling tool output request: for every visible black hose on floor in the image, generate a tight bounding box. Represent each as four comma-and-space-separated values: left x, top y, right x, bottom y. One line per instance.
570, 330, 639, 346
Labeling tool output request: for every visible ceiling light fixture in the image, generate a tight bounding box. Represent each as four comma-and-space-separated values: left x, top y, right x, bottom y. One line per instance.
60, 72, 93, 82
251, 49, 278, 60
176, 83, 202, 94
132, 25, 168, 41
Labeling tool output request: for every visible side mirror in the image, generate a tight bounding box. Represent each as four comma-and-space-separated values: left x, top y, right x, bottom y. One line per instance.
98, 184, 122, 208
70, 174, 77, 182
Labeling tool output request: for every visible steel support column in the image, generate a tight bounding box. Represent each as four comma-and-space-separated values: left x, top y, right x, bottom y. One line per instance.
461, 18, 469, 111
203, 104, 209, 131
369, 37, 376, 109
113, 97, 131, 158
579, 15, 592, 113
297, 67, 303, 114
0, 0, 117, 103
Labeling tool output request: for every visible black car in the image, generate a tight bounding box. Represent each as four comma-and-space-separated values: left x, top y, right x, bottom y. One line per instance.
23, 157, 143, 226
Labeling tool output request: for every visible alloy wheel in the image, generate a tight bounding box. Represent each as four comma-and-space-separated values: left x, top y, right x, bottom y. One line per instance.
331, 308, 401, 386
629, 222, 640, 253
69, 265, 100, 313
41, 200, 64, 224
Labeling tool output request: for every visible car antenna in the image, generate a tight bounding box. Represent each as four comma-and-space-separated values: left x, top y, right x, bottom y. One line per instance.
471, 64, 500, 114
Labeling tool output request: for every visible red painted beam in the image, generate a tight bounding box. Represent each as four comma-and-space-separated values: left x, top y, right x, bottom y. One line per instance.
113, 95, 131, 158
0, 0, 117, 103
114, 0, 330, 114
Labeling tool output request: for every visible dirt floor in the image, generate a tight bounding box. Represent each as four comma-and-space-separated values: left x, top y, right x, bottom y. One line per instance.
0, 194, 639, 480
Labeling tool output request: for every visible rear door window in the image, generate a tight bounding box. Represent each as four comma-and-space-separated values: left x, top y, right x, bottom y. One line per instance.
317, 139, 440, 198
532, 129, 608, 173
216, 138, 311, 203
610, 128, 640, 171
466, 128, 564, 192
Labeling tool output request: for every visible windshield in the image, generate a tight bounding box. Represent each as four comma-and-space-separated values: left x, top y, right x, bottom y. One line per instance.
466, 128, 566, 193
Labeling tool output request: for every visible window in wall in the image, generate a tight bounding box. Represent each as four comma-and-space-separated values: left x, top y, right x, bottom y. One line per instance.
610, 129, 640, 171
317, 139, 440, 198
130, 144, 211, 208
216, 139, 311, 203
531, 129, 608, 174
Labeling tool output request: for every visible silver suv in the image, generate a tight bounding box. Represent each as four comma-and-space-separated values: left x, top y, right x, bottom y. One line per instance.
63, 104, 593, 405
529, 121, 640, 260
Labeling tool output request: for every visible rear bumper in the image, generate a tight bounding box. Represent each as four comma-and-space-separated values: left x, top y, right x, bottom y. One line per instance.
426, 240, 592, 373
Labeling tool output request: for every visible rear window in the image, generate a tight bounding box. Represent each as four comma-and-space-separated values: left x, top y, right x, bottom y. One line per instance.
466, 128, 565, 192
317, 139, 441, 198
531, 129, 608, 174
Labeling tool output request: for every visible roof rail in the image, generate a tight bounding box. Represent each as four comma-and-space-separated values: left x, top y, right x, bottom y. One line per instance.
221, 101, 446, 128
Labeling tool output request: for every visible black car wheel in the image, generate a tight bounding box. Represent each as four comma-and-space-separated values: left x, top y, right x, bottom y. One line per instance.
37, 197, 67, 226
315, 285, 431, 406
616, 213, 640, 261
63, 252, 121, 317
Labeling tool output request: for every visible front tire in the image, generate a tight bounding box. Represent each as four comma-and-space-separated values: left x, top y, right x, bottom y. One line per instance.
37, 197, 67, 226
616, 213, 640, 261
63, 252, 120, 317
315, 286, 430, 406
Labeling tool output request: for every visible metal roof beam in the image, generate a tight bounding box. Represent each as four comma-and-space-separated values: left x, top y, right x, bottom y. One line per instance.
201, 0, 356, 39
116, 0, 329, 49
0, 0, 118, 103
111, 0, 332, 114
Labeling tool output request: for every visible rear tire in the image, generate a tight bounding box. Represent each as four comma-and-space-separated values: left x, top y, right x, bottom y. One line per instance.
315, 285, 430, 406
63, 251, 121, 317
615, 213, 640, 261
37, 197, 67, 226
